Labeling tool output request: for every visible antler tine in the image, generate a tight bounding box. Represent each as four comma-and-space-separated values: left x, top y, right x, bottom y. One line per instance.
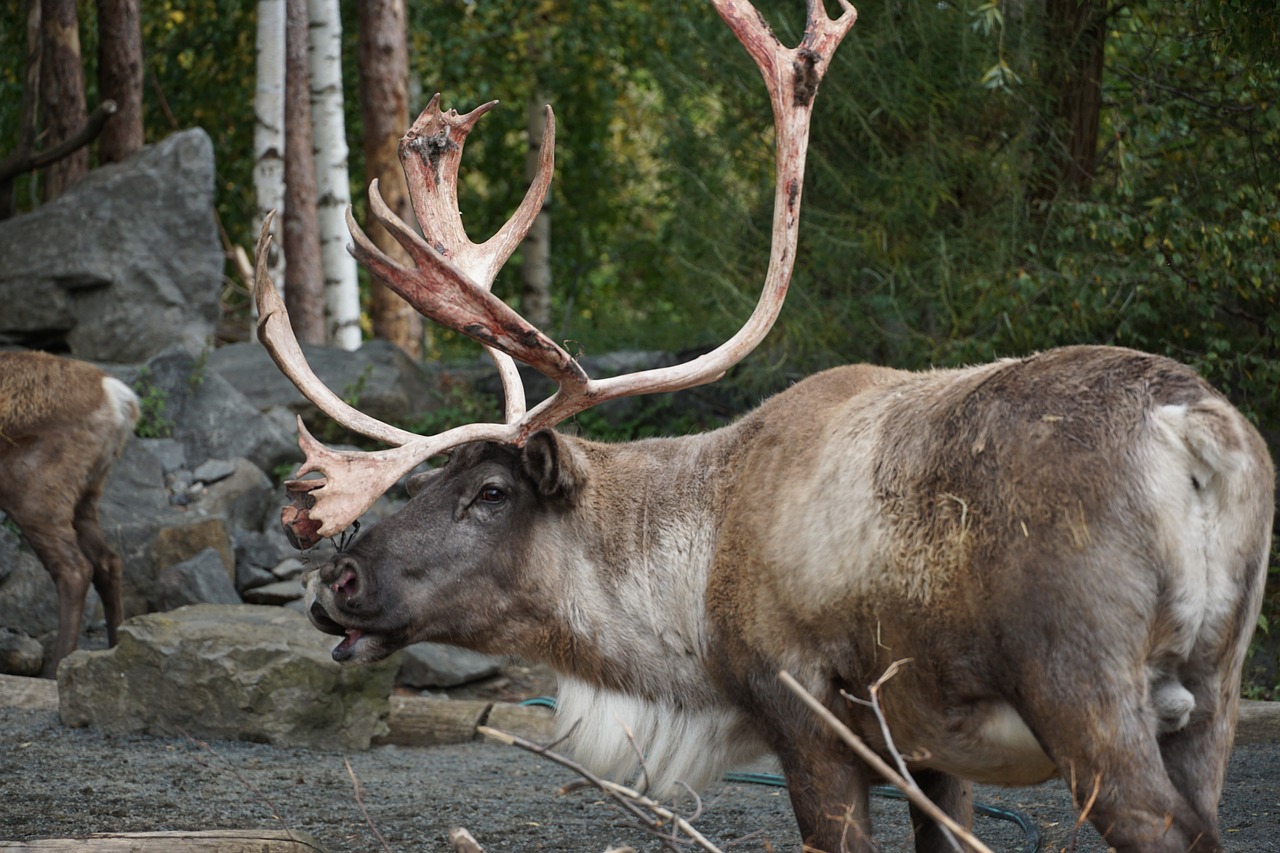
253, 213, 422, 448
282, 417, 517, 544
503, 0, 859, 433
346, 200, 589, 393
399, 95, 557, 289
384, 95, 558, 423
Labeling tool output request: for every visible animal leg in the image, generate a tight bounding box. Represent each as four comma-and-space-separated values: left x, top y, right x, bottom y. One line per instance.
17, 513, 94, 673
908, 770, 973, 853
73, 490, 124, 646
776, 745, 877, 853
1025, 688, 1221, 853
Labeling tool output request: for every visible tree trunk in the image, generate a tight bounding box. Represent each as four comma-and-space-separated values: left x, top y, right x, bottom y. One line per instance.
253, 0, 287, 335
40, 0, 88, 200
0, 0, 42, 219
520, 91, 553, 331
357, 0, 423, 359
1029, 0, 1110, 210
95, 0, 143, 164
283, 0, 326, 344
519, 20, 553, 331
308, 0, 362, 351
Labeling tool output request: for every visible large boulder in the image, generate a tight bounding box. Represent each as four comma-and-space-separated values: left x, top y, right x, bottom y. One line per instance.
121, 346, 301, 477
208, 339, 440, 433
151, 548, 241, 612
0, 129, 222, 361
58, 605, 399, 750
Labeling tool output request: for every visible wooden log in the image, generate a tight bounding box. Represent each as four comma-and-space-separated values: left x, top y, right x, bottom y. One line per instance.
485, 701, 555, 743
374, 695, 556, 748
0, 674, 57, 712
1238, 699, 1280, 746
0, 828, 328, 852
374, 695, 489, 747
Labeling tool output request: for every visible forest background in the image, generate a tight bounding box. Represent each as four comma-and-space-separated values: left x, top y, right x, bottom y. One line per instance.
1, 0, 1279, 687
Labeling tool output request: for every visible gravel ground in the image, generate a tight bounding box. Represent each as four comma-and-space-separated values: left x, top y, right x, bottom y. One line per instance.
2, 695, 1278, 853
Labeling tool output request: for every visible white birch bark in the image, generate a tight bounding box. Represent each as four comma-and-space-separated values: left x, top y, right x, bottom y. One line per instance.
308, 0, 361, 350
252, 0, 286, 333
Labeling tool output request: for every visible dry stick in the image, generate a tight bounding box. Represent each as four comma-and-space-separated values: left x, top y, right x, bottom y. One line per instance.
344, 757, 394, 853
776, 671, 996, 853
1066, 768, 1103, 852
179, 732, 295, 839
841, 660, 964, 853
478, 725, 726, 853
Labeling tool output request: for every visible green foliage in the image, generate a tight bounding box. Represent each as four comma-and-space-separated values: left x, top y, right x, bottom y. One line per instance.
131, 367, 173, 439
397, 378, 502, 440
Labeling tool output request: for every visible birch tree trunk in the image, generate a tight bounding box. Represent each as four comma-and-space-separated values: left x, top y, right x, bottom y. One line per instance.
95, 0, 143, 164
519, 17, 553, 330
40, 0, 88, 200
283, 0, 326, 343
520, 90, 553, 330
308, 0, 361, 350
253, 0, 287, 332
357, 0, 422, 358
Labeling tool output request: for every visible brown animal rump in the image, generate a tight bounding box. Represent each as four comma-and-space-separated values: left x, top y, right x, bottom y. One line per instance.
0, 351, 139, 673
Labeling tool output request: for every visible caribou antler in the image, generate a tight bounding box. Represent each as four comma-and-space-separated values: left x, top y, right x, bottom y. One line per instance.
255, 0, 857, 548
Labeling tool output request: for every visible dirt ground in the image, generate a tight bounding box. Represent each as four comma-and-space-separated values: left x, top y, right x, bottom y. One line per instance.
3, 662, 1279, 853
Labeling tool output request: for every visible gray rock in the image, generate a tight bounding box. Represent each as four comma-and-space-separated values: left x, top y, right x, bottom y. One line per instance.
0, 526, 102, 653
127, 516, 235, 616
272, 556, 307, 581
235, 561, 277, 594
192, 458, 237, 484
136, 437, 187, 474
99, 437, 177, 525
240, 579, 305, 606
0, 627, 44, 677
0, 130, 222, 360
152, 548, 241, 612
398, 643, 503, 689
208, 339, 439, 432
126, 346, 301, 477
58, 604, 399, 750
232, 529, 289, 579
187, 457, 274, 533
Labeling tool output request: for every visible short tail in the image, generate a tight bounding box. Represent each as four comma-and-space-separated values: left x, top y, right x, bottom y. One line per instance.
103, 376, 141, 432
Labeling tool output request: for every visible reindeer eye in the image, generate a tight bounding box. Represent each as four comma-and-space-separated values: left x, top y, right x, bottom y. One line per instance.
478, 485, 507, 504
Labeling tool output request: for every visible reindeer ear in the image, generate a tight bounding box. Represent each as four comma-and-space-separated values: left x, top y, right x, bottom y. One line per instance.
521, 430, 586, 503
404, 467, 441, 497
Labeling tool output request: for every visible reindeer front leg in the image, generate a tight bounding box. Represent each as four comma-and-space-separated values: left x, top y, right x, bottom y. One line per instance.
775, 741, 878, 853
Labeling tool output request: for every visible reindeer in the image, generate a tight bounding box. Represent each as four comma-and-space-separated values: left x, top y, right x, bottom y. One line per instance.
250, 2, 1274, 851
0, 350, 139, 674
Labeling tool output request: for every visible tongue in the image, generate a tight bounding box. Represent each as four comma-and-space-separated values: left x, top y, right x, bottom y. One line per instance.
332, 628, 365, 662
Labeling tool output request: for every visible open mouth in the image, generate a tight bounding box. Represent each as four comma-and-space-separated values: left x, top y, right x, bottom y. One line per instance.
309, 600, 376, 663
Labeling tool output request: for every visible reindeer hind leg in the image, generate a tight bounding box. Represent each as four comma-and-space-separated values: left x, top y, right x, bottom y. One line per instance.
73, 480, 124, 647
15, 509, 95, 675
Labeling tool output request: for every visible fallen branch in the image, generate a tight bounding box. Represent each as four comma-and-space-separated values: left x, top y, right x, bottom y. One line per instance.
777, 670, 995, 853
179, 732, 295, 839
478, 724, 725, 853
344, 758, 394, 853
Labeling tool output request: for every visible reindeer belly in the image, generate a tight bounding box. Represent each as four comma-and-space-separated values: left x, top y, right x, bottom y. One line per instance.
903, 701, 1058, 787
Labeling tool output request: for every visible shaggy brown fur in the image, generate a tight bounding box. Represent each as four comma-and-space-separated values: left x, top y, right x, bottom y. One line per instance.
0, 351, 139, 673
